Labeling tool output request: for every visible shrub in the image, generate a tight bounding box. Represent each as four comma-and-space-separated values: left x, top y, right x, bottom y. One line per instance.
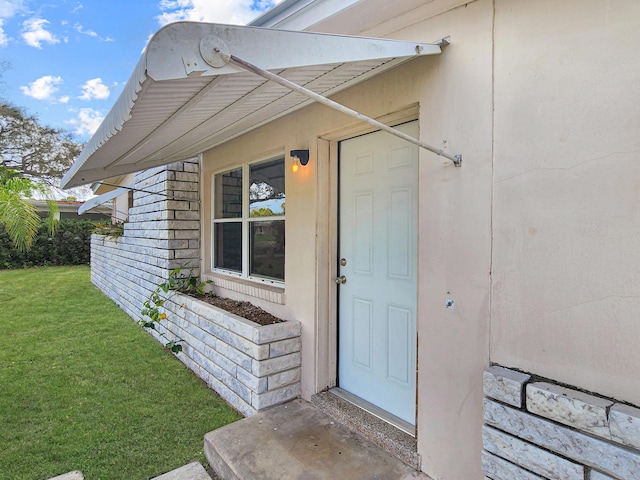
0, 219, 95, 269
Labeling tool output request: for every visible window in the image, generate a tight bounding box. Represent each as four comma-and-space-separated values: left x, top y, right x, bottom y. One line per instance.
213, 157, 285, 282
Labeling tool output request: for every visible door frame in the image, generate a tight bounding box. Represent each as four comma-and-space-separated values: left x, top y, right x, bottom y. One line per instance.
314, 105, 420, 433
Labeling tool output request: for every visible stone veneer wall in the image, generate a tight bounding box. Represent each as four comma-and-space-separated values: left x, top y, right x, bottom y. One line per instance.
91, 160, 301, 416
483, 365, 640, 480
92, 161, 201, 321
160, 294, 301, 416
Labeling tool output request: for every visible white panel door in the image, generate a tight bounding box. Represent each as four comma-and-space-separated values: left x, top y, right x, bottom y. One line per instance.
338, 121, 418, 426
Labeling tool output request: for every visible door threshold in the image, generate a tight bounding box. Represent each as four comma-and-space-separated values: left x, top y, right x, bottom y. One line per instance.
311, 390, 420, 470
330, 387, 416, 437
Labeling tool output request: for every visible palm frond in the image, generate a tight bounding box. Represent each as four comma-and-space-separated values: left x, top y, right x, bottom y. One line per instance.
0, 189, 40, 252
44, 198, 59, 235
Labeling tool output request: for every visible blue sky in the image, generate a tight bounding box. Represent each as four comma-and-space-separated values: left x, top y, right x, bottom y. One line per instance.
0, 0, 281, 142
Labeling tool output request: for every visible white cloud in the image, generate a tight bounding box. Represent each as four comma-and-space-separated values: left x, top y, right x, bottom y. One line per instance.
72, 22, 113, 42
79, 78, 110, 100
74, 23, 97, 37
22, 18, 60, 48
0, 0, 25, 18
20, 75, 63, 100
156, 0, 283, 27
67, 107, 104, 137
59, 95, 70, 104
0, 0, 26, 46
0, 19, 8, 46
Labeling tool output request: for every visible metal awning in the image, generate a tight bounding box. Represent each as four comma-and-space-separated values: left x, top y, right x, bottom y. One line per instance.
61, 22, 446, 189
78, 186, 129, 215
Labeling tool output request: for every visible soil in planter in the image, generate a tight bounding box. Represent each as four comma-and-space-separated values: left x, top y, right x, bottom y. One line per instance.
191, 294, 285, 326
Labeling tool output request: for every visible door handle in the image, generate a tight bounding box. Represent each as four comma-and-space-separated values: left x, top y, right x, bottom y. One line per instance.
335, 275, 347, 285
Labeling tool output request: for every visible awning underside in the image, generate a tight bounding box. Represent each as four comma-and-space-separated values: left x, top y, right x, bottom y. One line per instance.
62, 23, 442, 188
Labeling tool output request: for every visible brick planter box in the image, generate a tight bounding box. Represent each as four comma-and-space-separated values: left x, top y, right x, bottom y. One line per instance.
159, 293, 302, 417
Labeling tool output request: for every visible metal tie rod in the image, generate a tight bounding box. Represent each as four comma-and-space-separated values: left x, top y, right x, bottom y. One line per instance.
227, 53, 462, 167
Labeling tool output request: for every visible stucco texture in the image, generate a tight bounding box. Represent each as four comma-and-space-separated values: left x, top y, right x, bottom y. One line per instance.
491, 0, 640, 406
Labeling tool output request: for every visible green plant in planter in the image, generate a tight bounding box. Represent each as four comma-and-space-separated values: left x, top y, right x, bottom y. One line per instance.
139, 265, 212, 353
93, 221, 125, 242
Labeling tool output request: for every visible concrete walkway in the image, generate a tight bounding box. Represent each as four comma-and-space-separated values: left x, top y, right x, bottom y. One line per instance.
151, 461, 212, 479
49, 462, 213, 480
205, 399, 430, 480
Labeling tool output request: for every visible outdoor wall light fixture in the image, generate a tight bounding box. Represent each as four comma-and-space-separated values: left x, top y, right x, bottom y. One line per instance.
290, 149, 310, 173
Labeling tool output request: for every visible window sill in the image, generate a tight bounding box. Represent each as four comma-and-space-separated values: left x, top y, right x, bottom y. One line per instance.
202, 271, 285, 305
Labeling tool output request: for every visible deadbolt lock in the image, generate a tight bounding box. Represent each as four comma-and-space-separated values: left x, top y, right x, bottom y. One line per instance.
340, 258, 347, 266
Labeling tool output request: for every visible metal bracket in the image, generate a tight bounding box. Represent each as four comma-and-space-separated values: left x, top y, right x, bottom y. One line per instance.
435, 36, 451, 48
200, 35, 230, 68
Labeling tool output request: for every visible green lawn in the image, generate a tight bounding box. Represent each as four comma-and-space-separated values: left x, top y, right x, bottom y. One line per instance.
0, 266, 241, 480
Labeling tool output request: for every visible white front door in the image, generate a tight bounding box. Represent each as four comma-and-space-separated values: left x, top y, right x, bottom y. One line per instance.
337, 121, 418, 427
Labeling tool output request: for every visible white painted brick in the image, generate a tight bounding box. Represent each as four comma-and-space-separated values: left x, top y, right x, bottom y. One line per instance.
610, 403, 640, 450
166, 180, 199, 192
173, 248, 200, 259
252, 352, 301, 378
269, 337, 301, 358
174, 171, 199, 182
591, 470, 618, 480
252, 382, 301, 410
171, 191, 199, 201
214, 365, 252, 404
484, 398, 640, 479
91, 236, 301, 416
183, 162, 200, 173
201, 368, 255, 417
526, 382, 613, 438
175, 229, 200, 240
166, 200, 191, 210
481, 451, 544, 480
253, 321, 302, 344
268, 367, 301, 390
175, 210, 200, 220
484, 366, 530, 407
482, 425, 583, 480
236, 367, 268, 393
193, 313, 269, 360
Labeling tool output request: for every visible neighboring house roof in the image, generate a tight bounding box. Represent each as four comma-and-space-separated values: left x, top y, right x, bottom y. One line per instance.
61, 22, 441, 189
29, 199, 112, 218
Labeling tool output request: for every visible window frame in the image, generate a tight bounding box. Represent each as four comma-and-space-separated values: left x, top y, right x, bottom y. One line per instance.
211, 156, 285, 287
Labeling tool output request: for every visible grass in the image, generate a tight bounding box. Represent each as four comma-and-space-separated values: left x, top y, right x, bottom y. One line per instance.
0, 265, 242, 480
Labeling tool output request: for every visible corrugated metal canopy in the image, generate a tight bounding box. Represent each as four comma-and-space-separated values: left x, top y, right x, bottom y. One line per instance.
62, 22, 441, 189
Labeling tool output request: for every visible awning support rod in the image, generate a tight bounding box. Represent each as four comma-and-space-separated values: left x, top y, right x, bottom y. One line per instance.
227, 53, 462, 167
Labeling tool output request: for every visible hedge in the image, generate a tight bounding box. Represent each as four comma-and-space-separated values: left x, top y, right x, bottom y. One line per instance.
0, 219, 95, 269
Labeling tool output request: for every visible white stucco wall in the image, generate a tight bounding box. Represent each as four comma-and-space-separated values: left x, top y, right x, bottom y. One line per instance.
198, 0, 640, 478
113, 173, 135, 222
202, 18, 492, 480
491, 0, 640, 406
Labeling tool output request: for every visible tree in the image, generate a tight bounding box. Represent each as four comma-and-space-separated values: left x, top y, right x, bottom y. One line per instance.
0, 102, 82, 185
0, 102, 79, 251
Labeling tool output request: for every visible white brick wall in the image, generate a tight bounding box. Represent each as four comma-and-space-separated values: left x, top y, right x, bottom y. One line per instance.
91, 161, 301, 417
483, 366, 640, 480
161, 294, 301, 416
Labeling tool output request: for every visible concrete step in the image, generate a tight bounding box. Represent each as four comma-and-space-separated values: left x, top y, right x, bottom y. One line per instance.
150, 462, 212, 480
48, 472, 84, 480
205, 399, 430, 480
